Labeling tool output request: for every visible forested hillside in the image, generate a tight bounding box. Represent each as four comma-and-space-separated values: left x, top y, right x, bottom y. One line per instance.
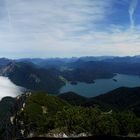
0, 92, 140, 139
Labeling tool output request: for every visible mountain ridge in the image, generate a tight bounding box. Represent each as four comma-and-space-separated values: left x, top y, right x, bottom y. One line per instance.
0, 62, 64, 93
0, 90, 140, 139
58, 87, 140, 115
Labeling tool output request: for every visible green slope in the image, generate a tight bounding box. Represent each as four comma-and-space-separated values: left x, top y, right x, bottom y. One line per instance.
0, 92, 140, 139
58, 92, 88, 106
59, 87, 140, 113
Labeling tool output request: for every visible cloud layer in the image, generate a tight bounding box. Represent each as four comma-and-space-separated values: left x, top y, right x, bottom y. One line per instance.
0, 0, 140, 58
0, 76, 22, 99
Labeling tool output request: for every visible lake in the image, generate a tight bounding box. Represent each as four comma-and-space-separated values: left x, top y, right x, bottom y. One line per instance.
0, 76, 24, 100
59, 74, 140, 97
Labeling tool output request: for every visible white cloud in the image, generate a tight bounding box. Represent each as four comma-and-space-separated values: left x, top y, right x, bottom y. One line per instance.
0, 0, 139, 58
0, 76, 22, 99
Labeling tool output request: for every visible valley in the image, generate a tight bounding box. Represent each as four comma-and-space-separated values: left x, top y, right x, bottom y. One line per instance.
1, 56, 140, 98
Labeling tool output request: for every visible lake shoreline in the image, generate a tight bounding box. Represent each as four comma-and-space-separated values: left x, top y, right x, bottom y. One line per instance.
59, 74, 140, 97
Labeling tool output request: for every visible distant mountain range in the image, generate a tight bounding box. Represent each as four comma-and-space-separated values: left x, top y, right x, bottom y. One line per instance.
1, 55, 140, 64
0, 56, 140, 93
15, 55, 140, 65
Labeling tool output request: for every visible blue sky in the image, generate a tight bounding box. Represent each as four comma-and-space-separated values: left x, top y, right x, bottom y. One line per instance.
0, 0, 140, 58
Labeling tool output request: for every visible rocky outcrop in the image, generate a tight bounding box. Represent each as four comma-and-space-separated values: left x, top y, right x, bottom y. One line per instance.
0, 93, 28, 140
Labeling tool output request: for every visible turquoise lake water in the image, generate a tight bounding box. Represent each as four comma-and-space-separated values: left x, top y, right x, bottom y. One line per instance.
60, 74, 140, 97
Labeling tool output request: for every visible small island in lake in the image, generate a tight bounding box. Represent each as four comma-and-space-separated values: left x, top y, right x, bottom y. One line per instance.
113, 79, 117, 82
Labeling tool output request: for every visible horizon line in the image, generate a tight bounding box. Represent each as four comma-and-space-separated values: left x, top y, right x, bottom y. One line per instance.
1, 55, 140, 60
